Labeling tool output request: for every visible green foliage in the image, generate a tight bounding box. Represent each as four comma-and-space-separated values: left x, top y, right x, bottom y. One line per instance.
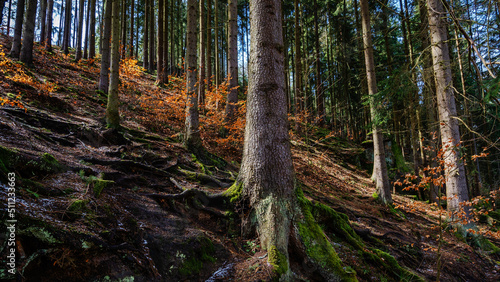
20, 227, 61, 244
178, 237, 215, 276
39, 153, 63, 173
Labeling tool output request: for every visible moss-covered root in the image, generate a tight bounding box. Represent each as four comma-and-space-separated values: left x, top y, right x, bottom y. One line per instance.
294, 187, 358, 282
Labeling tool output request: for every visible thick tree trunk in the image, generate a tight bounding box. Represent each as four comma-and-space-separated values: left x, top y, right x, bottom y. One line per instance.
225, 0, 238, 122
89, 0, 96, 58
99, 0, 112, 93
6, 0, 12, 36
63, 0, 73, 55
45, 0, 54, 52
427, 0, 469, 215
184, 0, 202, 151
228, 2, 358, 280
19, 0, 38, 66
75, 0, 85, 61
198, 0, 205, 107
106, 0, 121, 128
10, 0, 25, 58
360, 0, 392, 204
39, 0, 47, 43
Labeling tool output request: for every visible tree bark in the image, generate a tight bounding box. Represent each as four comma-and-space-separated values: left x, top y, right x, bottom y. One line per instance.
39, 0, 47, 43
225, 0, 238, 122
143, 0, 149, 69
19, 0, 38, 66
157, 0, 165, 84
99, 0, 112, 93
75, 0, 85, 61
427, 0, 469, 215
106, 0, 121, 128
360, 0, 392, 204
198, 0, 206, 107
148, 0, 154, 72
294, 0, 303, 133
45, 0, 54, 51
206, 0, 212, 87
10, 0, 25, 58
84, 0, 91, 59
128, 0, 134, 58
214, 0, 219, 88
89, 0, 96, 58
184, 0, 202, 151
314, 0, 324, 125
163, 0, 168, 80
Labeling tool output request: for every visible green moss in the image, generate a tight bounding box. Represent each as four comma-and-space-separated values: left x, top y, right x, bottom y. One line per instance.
0, 146, 16, 177
93, 178, 113, 198
222, 181, 243, 203
372, 192, 379, 200
179, 237, 216, 276
68, 199, 88, 213
39, 153, 63, 173
295, 187, 357, 281
20, 227, 61, 244
268, 245, 288, 276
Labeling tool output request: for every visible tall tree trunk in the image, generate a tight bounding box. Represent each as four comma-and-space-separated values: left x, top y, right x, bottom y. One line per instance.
39, 0, 47, 43
63, 0, 71, 53
198, 0, 205, 107
143, 0, 149, 69
128, 0, 134, 58
185, 0, 202, 151
214, 0, 219, 88
106, 0, 121, 128
10, 0, 25, 58
75, 0, 85, 61
19, 0, 38, 66
99, 0, 112, 93
314, 0, 324, 125
163, 0, 168, 80
148, 0, 154, 72
84, 0, 91, 59
57, 0, 64, 46
7, 0, 12, 36
361, 0, 392, 204
206, 0, 212, 87
120, 0, 127, 57
89, 0, 96, 58
45, 0, 54, 51
294, 0, 302, 133
225, 0, 238, 122
230, 1, 358, 281
157, 0, 164, 84
427, 0, 469, 215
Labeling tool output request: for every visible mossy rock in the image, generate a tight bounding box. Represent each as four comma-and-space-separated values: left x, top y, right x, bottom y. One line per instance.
19, 227, 61, 245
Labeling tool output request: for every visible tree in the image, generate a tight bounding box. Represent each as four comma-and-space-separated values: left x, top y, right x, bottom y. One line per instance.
143, 0, 149, 69
106, 0, 121, 128
226, 1, 357, 280
62, 0, 72, 54
39, 0, 47, 43
9, 0, 25, 58
19, 0, 38, 66
89, 0, 96, 58
45, 0, 54, 52
198, 0, 205, 106
75, 0, 85, 61
157, 0, 165, 84
225, 0, 238, 122
360, 0, 391, 204
427, 0, 469, 215
294, 0, 302, 132
184, 0, 202, 151
313, 0, 324, 125
99, 0, 112, 93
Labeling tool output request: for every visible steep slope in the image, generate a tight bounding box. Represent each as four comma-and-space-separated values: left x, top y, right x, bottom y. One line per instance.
0, 35, 499, 282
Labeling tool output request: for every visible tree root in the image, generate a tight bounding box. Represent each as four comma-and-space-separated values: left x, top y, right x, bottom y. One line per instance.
178, 168, 232, 188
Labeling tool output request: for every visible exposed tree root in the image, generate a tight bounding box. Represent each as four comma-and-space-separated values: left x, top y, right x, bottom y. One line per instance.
178, 168, 232, 188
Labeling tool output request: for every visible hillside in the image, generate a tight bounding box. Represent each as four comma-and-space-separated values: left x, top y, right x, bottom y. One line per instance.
0, 35, 499, 282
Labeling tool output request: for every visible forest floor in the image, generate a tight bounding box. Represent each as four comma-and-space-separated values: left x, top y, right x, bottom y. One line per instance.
0, 34, 499, 282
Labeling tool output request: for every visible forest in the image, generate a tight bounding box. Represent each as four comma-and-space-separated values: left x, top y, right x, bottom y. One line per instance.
0, 0, 499, 281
